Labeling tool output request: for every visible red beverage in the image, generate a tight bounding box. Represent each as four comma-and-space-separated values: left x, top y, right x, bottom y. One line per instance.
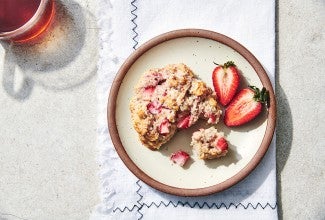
0, 0, 41, 32
0, 0, 54, 43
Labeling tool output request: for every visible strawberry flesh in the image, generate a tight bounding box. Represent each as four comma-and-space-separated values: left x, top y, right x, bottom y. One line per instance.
224, 86, 268, 126
212, 61, 240, 106
143, 86, 156, 97
159, 118, 171, 134
177, 115, 191, 129
170, 151, 190, 167
207, 113, 217, 124
150, 72, 166, 85
147, 101, 162, 114
216, 137, 228, 151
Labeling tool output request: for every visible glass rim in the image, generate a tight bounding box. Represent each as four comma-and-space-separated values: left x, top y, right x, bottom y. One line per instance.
0, 0, 51, 39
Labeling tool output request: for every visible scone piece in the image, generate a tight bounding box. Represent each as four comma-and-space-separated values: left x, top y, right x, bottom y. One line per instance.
191, 127, 228, 159
130, 63, 222, 150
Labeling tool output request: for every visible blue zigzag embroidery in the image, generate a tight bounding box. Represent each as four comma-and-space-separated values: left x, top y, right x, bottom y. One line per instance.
113, 204, 139, 213
131, 0, 139, 50
136, 180, 144, 219
141, 200, 277, 210
113, 180, 277, 220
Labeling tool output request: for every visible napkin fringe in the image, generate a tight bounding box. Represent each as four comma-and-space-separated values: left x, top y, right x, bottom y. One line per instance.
95, 0, 142, 216
95, 0, 119, 215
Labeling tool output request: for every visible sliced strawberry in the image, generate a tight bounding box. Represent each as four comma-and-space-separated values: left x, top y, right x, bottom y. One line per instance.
143, 86, 156, 97
224, 86, 269, 127
216, 137, 228, 151
212, 61, 240, 106
159, 118, 171, 134
170, 151, 190, 167
177, 115, 191, 129
147, 101, 162, 114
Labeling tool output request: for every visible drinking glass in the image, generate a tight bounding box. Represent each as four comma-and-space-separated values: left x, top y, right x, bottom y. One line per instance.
0, 0, 55, 43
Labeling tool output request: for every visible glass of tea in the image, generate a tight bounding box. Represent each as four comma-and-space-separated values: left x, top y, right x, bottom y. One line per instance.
0, 0, 55, 43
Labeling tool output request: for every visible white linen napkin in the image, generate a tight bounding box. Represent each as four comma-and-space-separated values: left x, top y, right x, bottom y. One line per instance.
92, 0, 277, 219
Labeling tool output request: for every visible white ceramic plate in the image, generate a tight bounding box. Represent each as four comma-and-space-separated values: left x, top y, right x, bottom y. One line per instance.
108, 29, 276, 196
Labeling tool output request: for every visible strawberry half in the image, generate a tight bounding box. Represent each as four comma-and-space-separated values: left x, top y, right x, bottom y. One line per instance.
170, 151, 190, 167
212, 61, 240, 106
224, 86, 269, 127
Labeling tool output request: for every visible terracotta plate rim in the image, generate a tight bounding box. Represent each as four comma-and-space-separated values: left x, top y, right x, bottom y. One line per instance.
107, 29, 276, 197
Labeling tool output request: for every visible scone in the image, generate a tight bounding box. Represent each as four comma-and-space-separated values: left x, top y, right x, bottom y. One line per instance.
129, 63, 222, 149
191, 127, 228, 159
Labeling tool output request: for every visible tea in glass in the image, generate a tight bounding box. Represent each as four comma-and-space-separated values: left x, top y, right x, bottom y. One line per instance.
0, 0, 54, 43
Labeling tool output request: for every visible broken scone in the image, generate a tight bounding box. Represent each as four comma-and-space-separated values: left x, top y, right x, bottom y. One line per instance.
191, 127, 228, 159
129, 63, 222, 150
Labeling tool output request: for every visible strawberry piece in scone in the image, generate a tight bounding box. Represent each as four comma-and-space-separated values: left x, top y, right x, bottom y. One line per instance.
147, 101, 162, 114
176, 114, 191, 129
159, 118, 171, 135
143, 86, 156, 97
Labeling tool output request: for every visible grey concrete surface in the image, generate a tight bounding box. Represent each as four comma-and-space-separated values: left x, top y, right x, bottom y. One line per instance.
0, 0, 324, 220
0, 0, 99, 219
276, 0, 325, 219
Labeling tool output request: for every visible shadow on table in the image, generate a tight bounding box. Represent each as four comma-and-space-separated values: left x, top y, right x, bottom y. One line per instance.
0, 0, 98, 101
274, 1, 294, 219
